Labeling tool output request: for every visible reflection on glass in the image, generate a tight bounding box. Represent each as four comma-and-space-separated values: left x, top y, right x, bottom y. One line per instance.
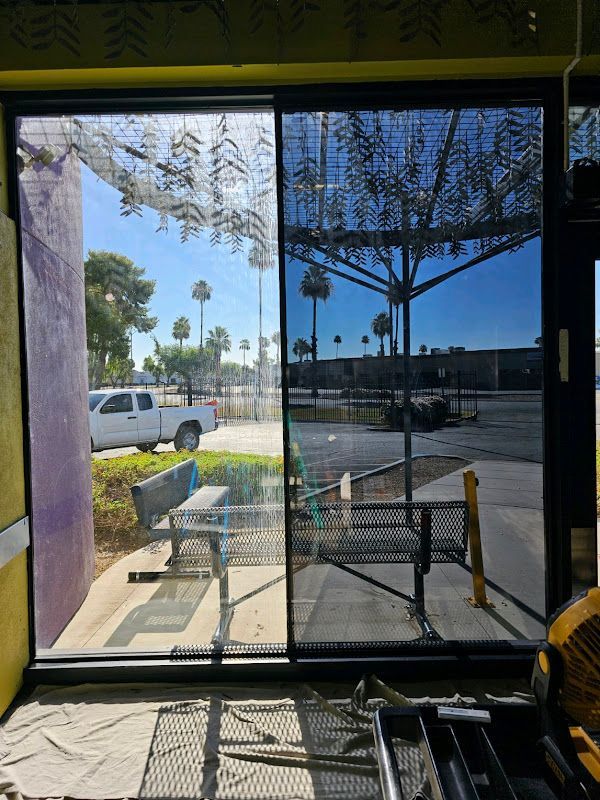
570, 106, 600, 163
18, 112, 285, 653
283, 107, 546, 645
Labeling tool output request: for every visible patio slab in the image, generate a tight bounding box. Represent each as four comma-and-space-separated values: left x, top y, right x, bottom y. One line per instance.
53, 459, 545, 650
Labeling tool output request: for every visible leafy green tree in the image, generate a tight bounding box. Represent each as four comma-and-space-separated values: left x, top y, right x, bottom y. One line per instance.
293, 337, 311, 362
371, 312, 391, 357
418, 344, 428, 355
103, 356, 134, 387
333, 334, 342, 358
153, 340, 197, 382
142, 355, 162, 384
221, 361, 243, 383
299, 265, 333, 362
85, 250, 157, 388
206, 326, 231, 394
172, 315, 191, 350
361, 335, 370, 355
191, 279, 212, 347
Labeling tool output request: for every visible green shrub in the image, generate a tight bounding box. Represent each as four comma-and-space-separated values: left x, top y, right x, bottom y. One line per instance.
340, 387, 392, 400
380, 395, 448, 430
92, 450, 283, 543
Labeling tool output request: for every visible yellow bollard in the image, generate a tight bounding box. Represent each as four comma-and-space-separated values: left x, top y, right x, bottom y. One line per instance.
463, 469, 494, 608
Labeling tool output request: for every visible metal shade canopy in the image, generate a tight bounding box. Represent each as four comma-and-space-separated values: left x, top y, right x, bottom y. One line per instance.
20, 106, 544, 497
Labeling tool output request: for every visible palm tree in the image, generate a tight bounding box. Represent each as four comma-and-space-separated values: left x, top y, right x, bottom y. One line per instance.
293, 337, 310, 362
371, 312, 391, 357
386, 283, 403, 357
206, 325, 231, 394
333, 334, 342, 358
271, 331, 281, 363
172, 315, 191, 351
249, 236, 276, 392
191, 280, 212, 348
239, 338, 250, 375
299, 265, 333, 362
361, 335, 370, 355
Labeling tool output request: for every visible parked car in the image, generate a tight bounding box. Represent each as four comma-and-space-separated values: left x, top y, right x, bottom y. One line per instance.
89, 389, 217, 453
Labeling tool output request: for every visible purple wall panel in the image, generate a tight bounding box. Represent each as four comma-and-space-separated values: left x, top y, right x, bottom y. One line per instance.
18, 120, 84, 276
20, 141, 95, 648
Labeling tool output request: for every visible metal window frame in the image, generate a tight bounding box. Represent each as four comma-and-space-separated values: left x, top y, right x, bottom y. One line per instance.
0, 77, 577, 684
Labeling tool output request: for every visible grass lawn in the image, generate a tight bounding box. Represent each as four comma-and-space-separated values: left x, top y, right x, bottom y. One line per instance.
92, 450, 283, 578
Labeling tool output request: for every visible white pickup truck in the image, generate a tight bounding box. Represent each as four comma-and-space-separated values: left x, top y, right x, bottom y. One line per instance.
89, 389, 217, 453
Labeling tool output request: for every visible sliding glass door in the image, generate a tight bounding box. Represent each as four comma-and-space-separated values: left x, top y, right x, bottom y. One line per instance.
281, 105, 546, 647
17, 96, 553, 658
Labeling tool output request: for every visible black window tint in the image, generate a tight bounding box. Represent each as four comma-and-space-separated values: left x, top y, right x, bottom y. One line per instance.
137, 393, 153, 411
100, 394, 133, 414
89, 393, 104, 411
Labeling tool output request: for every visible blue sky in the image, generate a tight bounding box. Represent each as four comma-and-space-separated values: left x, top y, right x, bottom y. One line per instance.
82, 162, 542, 370
82, 163, 281, 370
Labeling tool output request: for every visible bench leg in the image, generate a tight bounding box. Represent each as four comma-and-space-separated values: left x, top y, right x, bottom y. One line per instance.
410, 565, 440, 640
212, 568, 233, 647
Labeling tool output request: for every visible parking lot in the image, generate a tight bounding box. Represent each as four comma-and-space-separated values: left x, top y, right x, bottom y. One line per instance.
94, 395, 542, 492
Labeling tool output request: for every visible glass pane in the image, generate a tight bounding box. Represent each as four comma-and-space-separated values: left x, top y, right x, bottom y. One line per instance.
596, 260, 600, 583
282, 107, 546, 647
18, 111, 285, 653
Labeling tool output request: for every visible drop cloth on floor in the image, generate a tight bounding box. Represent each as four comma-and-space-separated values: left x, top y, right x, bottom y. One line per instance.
0, 677, 532, 800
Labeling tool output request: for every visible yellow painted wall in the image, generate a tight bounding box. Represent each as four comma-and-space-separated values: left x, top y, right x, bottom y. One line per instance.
0, 106, 29, 718
0, 2, 590, 712
0, 0, 597, 90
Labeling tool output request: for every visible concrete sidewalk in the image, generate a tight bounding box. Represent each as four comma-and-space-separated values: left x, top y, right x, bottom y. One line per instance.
294, 459, 545, 644
54, 459, 544, 650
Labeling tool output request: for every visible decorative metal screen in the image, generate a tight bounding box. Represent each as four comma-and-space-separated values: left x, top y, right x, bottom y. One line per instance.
291, 500, 468, 565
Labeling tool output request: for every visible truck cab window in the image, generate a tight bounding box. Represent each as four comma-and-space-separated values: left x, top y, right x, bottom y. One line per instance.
100, 394, 133, 414
137, 393, 153, 411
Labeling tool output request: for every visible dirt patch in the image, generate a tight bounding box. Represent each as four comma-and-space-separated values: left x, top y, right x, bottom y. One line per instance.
318, 456, 470, 502
93, 529, 148, 579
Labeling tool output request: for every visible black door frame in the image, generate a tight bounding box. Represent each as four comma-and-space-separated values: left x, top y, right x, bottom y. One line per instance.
2, 76, 591, 683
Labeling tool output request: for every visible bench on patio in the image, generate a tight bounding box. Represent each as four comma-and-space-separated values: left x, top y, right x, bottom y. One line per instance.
130, 458, 228, 540
168, 499, 470, 642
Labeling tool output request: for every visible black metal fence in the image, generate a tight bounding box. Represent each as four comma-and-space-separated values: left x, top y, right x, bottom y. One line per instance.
97, 379, 282, 426
288, 371, 477, 426
97, 370, 476, 427
413, 371, 478, 420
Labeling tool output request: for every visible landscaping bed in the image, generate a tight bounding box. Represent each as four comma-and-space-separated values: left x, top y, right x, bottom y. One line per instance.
318, 456, 470, 503
92, 450, 283, 578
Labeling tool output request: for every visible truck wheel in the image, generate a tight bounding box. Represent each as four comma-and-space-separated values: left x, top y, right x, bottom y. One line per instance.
136, 443, 157, 453
174, 425, 200, 451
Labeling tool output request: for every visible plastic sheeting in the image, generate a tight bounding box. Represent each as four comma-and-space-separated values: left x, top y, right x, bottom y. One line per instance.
0, 678, 532, 800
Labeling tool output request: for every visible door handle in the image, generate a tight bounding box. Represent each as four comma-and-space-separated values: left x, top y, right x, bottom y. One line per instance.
128, 415, 137, 419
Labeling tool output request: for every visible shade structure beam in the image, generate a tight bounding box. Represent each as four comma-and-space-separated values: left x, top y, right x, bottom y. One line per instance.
292, 238, 395, 288
410, 108, 461, 288
285, 249, 389, 296
410, 230, 540, 300
284, 212, 538, 250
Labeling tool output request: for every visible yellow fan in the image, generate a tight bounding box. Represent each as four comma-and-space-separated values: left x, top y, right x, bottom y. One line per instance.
532, 587, 600, 799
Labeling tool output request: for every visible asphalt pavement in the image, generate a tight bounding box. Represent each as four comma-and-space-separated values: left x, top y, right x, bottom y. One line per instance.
93, 397, 542, 492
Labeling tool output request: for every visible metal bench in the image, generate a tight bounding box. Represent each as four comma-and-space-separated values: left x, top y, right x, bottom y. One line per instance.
129, 459, 229, 582
131, 458, 200, 539
168, 499, 469, 642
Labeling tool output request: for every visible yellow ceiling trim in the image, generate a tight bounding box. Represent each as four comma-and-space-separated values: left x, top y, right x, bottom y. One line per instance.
1, 56, 597, 92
